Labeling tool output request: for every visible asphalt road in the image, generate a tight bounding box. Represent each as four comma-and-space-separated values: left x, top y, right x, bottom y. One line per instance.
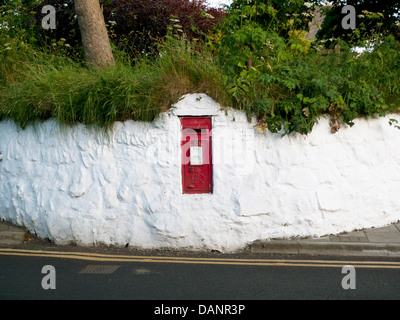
1, 247, 400, 305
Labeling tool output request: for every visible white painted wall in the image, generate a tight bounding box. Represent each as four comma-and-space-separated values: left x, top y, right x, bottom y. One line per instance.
1, 93, 400, 252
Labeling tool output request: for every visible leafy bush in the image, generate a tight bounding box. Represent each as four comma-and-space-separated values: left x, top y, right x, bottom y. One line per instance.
28, 0, 226, 57
317, 0, 400, 46
0, 0, 41, 86
103, 0, 226, 55
213, 0, 400, 135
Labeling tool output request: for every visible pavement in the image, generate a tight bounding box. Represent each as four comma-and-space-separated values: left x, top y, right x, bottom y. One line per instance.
1, 220, 400, 257
251, 222, 400, 257
0, 221, 28, 245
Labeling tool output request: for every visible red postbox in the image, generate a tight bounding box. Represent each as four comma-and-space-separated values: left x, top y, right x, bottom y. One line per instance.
181, 117, 213, 194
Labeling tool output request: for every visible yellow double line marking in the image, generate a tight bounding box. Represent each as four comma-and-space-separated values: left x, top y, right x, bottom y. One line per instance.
1, 248, 400, 269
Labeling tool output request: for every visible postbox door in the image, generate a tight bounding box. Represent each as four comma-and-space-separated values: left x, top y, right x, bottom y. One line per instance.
181, 117, 212, 194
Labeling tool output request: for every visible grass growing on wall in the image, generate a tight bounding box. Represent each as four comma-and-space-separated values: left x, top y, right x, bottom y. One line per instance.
0, 36, 231, 129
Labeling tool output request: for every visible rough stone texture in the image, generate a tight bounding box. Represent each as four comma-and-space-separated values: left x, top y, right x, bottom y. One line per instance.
1, 94, 400, 252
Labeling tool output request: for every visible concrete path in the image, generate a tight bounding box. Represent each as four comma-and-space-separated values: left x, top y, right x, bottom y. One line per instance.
2, 220, 400, 257
0, 221, 27, 245
250, 222, 400, 257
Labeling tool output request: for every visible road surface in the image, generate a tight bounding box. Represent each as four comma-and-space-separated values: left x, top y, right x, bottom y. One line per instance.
1, 247, 399, 305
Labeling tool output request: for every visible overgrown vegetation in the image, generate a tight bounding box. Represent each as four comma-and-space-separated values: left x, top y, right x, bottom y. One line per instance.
0, 0, 399, 134
0, 35, 230, 128
317, 0, 400, 46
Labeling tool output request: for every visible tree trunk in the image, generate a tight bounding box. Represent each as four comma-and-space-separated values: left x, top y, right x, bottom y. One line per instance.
74, 0, 115, 68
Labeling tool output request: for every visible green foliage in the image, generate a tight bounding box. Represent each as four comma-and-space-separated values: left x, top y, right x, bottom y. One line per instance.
317, 0, 400, 46
0, 0, 399, 136
27, 0, 225, 59
0, 0, 40, 86
220, 35, 400, 135
226, 0, 317, 36
212, 0, 400, 135
0, 36, 229, 129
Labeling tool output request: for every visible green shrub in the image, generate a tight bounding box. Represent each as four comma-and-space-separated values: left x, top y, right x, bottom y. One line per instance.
28, 0, 226, 58
213, 0, 400, 135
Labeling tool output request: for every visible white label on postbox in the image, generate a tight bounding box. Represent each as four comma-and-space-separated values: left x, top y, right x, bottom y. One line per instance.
190, 146, 203, 165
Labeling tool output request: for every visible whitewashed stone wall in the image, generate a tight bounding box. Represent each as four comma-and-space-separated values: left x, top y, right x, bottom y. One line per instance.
1, 93, 400, 252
